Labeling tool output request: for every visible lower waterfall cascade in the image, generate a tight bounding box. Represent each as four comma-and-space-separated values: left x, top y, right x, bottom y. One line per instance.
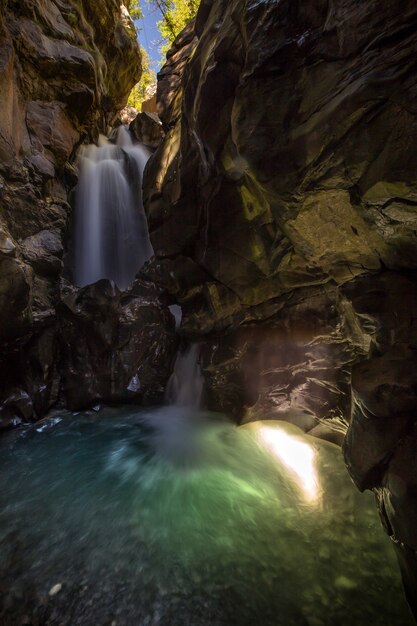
165, 343, 204, 408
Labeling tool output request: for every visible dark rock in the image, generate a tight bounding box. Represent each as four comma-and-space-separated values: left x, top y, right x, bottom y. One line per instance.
144, 0, 417, 330
130, 112, 164, 150
26, 101, 80, 166
0, 0, 141, 424
156, 20, 198, 130
0, 392, 29, 431
0, 256, 33, 342
143, 0, 417, 616
0, 223, 16, 257
59, 279, 177, 409
20, 230, 63, 276
200, 286, 358, 431
344, 354, 416, 491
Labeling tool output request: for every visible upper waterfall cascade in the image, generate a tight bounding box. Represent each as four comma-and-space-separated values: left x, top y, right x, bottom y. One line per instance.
73, 126, 153, 290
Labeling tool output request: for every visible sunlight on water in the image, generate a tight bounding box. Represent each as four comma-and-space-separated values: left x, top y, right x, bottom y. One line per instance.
256, 425, 319, 503
0, 407, 413, 626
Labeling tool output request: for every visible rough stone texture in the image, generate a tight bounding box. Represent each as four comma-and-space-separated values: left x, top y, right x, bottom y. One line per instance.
141, 82, 157, 113
130, 112, 165, 150
59, 279, 177, 409
0, 0, 141, 427
119, 105, 139, 124
200, 285, 363, 437
142, 0, 417, 616
144, 0, 417, 332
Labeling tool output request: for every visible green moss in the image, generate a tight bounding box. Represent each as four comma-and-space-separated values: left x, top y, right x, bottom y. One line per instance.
67, 11, 78, 27
19, 146, 31, 157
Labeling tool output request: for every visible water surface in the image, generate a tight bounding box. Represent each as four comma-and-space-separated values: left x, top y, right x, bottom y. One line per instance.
0, 407, 412, 625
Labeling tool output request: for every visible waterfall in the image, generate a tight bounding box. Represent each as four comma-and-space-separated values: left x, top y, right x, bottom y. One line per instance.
73, 126, 153, 290
165, 344, 204, 408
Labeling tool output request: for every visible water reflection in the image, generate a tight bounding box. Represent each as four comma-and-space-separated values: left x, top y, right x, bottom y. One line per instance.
0, 408, 413, 626
257, 425, 320, 503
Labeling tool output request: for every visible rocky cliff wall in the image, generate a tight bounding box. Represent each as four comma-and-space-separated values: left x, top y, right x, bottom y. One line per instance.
143, 0, 417, 615
145, 0, 417, 330
0, 0, 142, 426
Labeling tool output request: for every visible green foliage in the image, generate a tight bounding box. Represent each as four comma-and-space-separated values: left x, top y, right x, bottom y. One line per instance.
125, 0, 143, 20
127, 46, 156, 109
67, 11, 78, 27
126, 1, 200, 66
154, 0, 200, 54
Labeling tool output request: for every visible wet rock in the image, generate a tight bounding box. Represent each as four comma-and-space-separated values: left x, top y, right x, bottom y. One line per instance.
0, 0, 141, 424
338, 273, 417, 617
201, 286, 359, 430
59, 279, 177, 409
143, 1, 417, 615
0, 389, 32, 431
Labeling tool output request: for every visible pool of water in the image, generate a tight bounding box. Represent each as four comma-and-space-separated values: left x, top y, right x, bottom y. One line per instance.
0, 406, 413, 625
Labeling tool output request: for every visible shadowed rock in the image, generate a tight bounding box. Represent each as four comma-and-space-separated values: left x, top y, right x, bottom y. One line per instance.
0, 0, 141, 423
142, 0, 417, 615
59, 279, 177, 410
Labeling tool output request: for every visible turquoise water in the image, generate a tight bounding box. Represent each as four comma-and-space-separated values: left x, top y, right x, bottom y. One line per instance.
0, 407, 413, 625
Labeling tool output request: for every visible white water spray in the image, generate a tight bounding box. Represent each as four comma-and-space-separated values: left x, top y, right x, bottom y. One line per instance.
165, 344, 204, 408
73, 126, 153, 290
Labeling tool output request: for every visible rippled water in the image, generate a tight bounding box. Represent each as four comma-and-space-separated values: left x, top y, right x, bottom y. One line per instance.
0, 407, 413, 626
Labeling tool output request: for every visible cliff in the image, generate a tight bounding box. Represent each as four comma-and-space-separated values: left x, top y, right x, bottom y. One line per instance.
0, 0, 141, 424
143, 0, 417, 614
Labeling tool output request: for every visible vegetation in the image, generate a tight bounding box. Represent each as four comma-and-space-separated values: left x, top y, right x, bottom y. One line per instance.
152, 0, 200, 52
125, 0, 200, 110
125, 0, 143, 20
127, 46, 156, 109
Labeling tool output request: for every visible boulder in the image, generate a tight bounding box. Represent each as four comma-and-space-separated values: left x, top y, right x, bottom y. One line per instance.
130, 112, 164, 150
59, 279, 177, 409
20, 229, 63, 276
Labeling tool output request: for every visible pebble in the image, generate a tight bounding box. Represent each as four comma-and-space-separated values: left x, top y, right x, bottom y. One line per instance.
49, 583, 63, 596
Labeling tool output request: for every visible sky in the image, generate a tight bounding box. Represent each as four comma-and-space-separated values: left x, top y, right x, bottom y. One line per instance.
134, 2, 165, 73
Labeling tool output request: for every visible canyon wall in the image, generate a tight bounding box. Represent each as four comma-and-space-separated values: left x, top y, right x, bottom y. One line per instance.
143, 0, 417, 614
0, 0, 174, 426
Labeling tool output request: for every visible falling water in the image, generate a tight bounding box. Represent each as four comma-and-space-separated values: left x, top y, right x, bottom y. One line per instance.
165, 344, 204, 407
73, 126, 153, 290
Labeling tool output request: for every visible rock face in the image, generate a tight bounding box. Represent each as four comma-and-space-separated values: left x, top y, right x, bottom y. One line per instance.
60, 279, 177, 409
0, 0, 141, 428
145, 0, 417, 330
143, 0, 417, 615
130, 112, 165, 150
141, 82, 157, 113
